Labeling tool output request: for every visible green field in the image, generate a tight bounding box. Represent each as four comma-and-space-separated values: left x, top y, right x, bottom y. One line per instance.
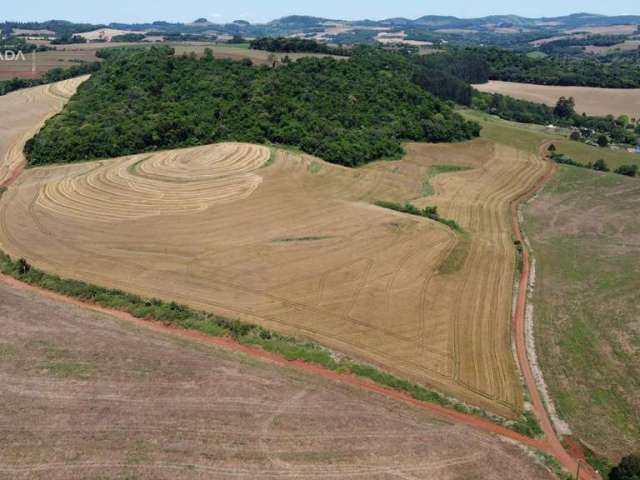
524, 165, 640, 461
463, 109, 640, 171
555, 141, 640, 171
461, 109, 566, 153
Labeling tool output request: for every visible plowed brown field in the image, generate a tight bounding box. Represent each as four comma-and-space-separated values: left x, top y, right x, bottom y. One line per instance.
0, 97, 548, 419
0, 280, 553, 480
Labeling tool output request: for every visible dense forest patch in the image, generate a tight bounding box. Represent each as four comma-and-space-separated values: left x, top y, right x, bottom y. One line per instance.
467, 47, 640, 89
25, 46, 479, 167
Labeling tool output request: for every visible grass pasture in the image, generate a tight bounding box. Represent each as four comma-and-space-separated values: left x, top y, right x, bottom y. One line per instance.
524, 166, 640, 459
464, 109, 640, 171
554, 141, 640, 171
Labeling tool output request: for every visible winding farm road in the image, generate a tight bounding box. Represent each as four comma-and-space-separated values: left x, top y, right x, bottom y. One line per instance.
512, 144, 597, 480
0, 80, 598, 479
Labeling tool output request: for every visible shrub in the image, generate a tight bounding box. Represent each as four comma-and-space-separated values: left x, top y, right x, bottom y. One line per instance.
593, 159, 610, 172
614, 164, 638, 177
17, 258, 31, 274
598, 135, 609, 148
375, 201, 463, 232
609, 454, 640, 480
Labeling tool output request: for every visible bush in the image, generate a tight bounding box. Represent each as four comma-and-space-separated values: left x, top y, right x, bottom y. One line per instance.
614, 164, 638, 177
375, 201, 463, 232
609, 454, 640, 480
593, 159, 610, 172
598, 135, 610, 147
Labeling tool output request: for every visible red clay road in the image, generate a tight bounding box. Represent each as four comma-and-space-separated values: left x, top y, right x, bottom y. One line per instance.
0, 140, 597, 479
511, 143, 597, 480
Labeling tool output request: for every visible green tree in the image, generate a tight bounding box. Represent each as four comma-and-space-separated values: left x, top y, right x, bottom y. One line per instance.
609, 454, 640, 480
597, 135, 610, 147
593, 159, 610, 172
17, 258, 31, 274
617, 115, 630, 128
554, 96, 576, 119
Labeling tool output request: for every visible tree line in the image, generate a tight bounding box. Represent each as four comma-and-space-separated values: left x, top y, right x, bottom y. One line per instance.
249, 37, 351, 56
473, 94, 639, 146
0, 61, 101, 96
465, 46, 640, 88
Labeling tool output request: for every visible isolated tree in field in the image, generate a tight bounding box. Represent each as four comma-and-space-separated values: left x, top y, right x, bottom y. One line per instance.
554, 96, 576, 119
548, 144, 556, 152
597, 135, 609, 147
609, 454, 640, 480
593, 159, 610, 172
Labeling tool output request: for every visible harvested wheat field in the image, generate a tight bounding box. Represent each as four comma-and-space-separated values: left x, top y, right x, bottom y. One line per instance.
0, 76, 88, 186
473, 80, 640, 118
0, 280, 553, 480
0, 51, 99, 80
0, 97, 549, 420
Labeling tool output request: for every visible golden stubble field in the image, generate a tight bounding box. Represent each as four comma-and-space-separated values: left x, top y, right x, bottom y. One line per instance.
0, 89, 550, 418
0, 76, 88, 185
474, 80, 640, 119
0, 51, 99, 80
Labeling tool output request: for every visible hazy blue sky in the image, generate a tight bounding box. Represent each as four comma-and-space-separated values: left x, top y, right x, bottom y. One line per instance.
3, 0, 639, 24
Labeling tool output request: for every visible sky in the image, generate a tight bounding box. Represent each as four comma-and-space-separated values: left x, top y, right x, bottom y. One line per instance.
2, 0, 639, 24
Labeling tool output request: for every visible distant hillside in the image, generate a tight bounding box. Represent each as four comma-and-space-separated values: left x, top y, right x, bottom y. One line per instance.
3, 12, 639, 39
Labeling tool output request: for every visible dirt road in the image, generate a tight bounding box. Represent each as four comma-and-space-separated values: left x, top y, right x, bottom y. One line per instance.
511, 142, 597, 480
